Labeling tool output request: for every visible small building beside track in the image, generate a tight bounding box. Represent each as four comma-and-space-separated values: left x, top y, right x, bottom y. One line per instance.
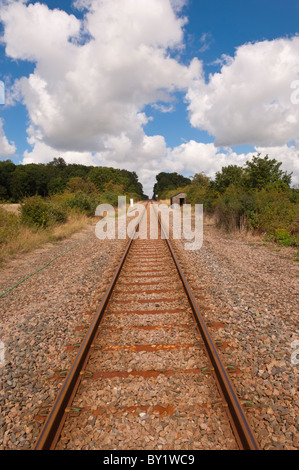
170, 192, 187, 207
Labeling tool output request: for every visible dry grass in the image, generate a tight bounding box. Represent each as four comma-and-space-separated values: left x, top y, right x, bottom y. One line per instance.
1, 204, 21, 214
49, 213, 89, 241
0, 226, 49, 263
0, 212, 89, 265
158, 199, 171, 206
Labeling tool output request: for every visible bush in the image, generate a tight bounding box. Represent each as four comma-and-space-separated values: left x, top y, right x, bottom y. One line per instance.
274, 228, 299, 247
274, 229, 292, 246
213, 183, 299, 235
65, 191, 99, 216
48, 203, 68, 225
214, 185, 245, 231
21, 196, 67, 228
0, 207, 21, 245
253, 187, 298, 234
186, 184, 218, 213
98, 191, 121, 207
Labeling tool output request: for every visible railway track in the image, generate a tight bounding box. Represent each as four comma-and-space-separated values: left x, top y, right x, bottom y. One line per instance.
34, 202, 260, 450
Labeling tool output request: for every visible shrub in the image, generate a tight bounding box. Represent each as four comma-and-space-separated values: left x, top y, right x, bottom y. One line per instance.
21, 196, 67, 228
213, 183, 299, 235
186, 184, 218, 213
65, 191, 99, 216
0, 207, 21, 245
48, 203, 68, 225
214, 185, 245, 231
274, 228, 299, 247
274, 228, 292, 246
253, 187, 298, 234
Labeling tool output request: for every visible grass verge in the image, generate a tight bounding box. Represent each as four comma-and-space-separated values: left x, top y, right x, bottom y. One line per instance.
0, 207, 89, 265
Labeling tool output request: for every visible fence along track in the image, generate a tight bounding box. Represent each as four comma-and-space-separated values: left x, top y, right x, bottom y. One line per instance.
34, 202, 259, 450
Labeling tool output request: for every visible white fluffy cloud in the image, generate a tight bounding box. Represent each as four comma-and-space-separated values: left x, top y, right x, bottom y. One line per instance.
165, 140, 299, 186
22, 132, 168, 195
187, 37, 299, 147
22, 137, 299, 197
1, 0, 199, 156
0, 119, 16, 156
255, 143, 299, 185
1, 1, 299, 194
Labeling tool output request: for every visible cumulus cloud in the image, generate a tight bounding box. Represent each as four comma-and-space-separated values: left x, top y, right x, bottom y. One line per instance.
22, 131, 168, 195
1, 1, 299, 193
0, 119, 16, 156
0, 1, 80, 61
0, 0, 199, 156
255, 144, 299, 185
165, 140, 299, 184
23, 137, 299, 197
187, 36, 299, 147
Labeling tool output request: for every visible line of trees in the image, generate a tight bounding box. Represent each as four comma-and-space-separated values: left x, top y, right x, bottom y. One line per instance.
152, 155, 299, 243
0, 157, 146, 202
153, 172, 191, 199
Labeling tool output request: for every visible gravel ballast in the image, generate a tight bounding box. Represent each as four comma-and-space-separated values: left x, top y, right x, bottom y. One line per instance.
172, 219, 298, 450
0, 212, 298, 450
0, 224, 127, 449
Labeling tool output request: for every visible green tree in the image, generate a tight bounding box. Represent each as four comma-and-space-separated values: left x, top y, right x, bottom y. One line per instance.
66, 177, 97, 194
48, 177, 67, 195
10, 164, 50, 200
47, 157, 67, 169
0, 160, 16, 199
88, 167, 145, 198
191, 172, 210, 187
212, 165, 244, 193
153, 172, 191, 198
244, 154, 292, 189
89, 167, 122, 192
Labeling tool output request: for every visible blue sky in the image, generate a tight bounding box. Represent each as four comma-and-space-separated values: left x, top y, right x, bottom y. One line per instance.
145, 0, 299, 148
0, 0, 299, 195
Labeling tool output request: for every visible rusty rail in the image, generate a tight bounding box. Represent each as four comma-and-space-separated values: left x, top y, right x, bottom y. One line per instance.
34, 204, 147, 450
34, 201, 260, 450
155, 204, 260, 450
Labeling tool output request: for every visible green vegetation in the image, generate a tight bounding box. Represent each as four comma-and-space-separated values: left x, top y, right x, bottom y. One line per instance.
153, 155, 299, 247
153, 172, 191, 199
0, 157, 146, 203
0, 158, 146, 263
21, 196, 67, 228
273, 229, 299, 247
0, 202, 89, 264
0, 206, 20, 247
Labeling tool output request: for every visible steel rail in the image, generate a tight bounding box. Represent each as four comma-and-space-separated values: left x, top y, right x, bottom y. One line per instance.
34, 201, 260, 450
34, 203, 147, 450
154, 204, 260, 450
